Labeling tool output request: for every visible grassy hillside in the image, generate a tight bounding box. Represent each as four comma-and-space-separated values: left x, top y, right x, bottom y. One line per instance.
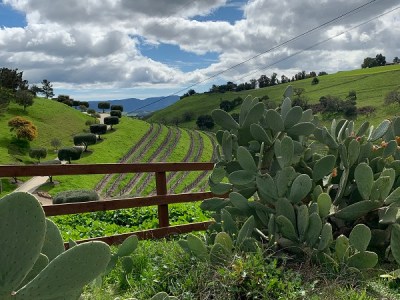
148, 64, 400, 128
0, 98, 93, 164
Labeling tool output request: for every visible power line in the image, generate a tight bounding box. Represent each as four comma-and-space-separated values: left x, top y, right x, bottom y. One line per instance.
233, 4, 400, 83
129, 0, 379, 113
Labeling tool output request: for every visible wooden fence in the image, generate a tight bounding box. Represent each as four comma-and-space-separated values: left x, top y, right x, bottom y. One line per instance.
0, 162, 217, 246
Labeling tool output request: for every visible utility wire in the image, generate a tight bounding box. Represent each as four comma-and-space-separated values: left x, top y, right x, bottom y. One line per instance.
129, 0, 379, 113
233, 4, 400, 83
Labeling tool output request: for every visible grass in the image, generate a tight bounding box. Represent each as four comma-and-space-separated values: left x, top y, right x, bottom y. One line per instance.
41, 116, 151, 196
148, 64, 400, 129
0, 98, 92, 164
81, 238, 400, 300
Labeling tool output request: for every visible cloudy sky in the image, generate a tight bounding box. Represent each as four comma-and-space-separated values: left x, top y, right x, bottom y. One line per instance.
0, 0, 399, 104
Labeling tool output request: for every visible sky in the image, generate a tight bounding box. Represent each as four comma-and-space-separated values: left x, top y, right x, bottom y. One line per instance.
0, 0, 399, 104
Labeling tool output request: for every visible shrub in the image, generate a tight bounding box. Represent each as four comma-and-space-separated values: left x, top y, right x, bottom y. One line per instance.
230, 113, 239, 123
73, 133, 97, 151
53, 189, 99, 204
50, 138, 62, 150
104, 116, 119, 130
220, 100, 234, 112
8, 116, 38, 141
110, 110, 122, 118
111, 104, 123, 112
196, 115, 214, 130
182, 111, 195, 122
384, 89, 400, 106
98, 102, 110, 113
57, 147, 82, 163
29, 147, 47, 163
90, 124, 107, 139
87, 108, 96, 115
311, 77, 319, 85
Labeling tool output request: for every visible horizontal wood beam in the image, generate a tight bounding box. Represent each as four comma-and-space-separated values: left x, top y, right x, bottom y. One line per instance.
43, 192, 216, 216
0, 162, 214, 177
65, 221, 214, 247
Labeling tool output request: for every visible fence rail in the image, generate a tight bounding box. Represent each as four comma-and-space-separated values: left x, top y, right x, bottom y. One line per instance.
0, 162, 216, 246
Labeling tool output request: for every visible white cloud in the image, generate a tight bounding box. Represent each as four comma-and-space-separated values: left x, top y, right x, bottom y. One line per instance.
0, 0, 399, 100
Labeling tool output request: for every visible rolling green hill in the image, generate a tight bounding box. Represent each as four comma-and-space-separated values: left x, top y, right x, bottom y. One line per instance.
148, 64, 400, 128
0, 97, 215, 198
0, 98, 93, 164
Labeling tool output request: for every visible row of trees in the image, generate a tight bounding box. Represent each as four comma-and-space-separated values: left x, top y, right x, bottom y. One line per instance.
0, 67, 55, 113
361, 53, 400, 69
208, 70, 328, 94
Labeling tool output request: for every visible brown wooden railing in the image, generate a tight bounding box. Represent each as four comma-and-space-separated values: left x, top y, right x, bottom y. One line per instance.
0, 163, 217, 246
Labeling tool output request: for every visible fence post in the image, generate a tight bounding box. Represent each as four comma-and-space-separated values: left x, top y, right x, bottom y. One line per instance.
156, 171, 169, 227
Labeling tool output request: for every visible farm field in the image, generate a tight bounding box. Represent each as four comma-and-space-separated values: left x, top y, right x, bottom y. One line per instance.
148, 64, 400, 128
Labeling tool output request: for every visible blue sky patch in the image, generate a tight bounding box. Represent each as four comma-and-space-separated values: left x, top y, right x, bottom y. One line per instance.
193, 0, 244, 24
139, 41, 219, 72
0, 3, 27, 28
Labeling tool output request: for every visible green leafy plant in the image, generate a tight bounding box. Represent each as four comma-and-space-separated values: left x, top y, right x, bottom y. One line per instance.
201, 86, 400, 270
0, 192, 111, 299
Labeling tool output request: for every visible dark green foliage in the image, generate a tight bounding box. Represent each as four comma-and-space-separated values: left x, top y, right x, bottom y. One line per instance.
104, 116, 119, 130
90, 124, 107, 139
73, 133, 97, 151
29, 147, 47, 163
180, 89, 196, 99
231, 113, 239, 123
40, 79, 54, 98
57, 147, 82, 163
311, 77, 319, 85
110, 110, 122, 118
53, 189, 99, 204
0, 67, 25, 91
362, 53, 386, 68
220, 100, 234, 112
15, 90, 34, 111
98, 102, 110, 113
196, 114, 214, 130
182, 111, 195, 122
110, 104, 123, 112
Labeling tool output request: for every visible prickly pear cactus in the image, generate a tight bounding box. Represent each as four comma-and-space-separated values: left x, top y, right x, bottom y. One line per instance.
0, 192, 111, 299
202, 86, 400, 270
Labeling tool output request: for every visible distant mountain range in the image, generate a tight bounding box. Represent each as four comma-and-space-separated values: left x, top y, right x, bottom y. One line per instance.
88, 95, 180, 116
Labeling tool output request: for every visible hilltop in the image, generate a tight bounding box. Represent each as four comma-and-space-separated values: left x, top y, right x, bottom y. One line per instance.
148, 64, 400, 128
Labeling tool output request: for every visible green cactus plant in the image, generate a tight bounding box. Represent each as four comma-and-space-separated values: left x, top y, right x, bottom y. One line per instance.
0, 192, 111, 300
202, 86, 400, 271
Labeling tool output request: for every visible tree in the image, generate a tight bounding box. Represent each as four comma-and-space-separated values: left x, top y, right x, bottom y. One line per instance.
219, 100, 234, 112
40, 79, 54, 98
29, 84, 42, 97
104, 116, 119, 130
384, 89, 400, 106
110, 104, 123, 112
90, 124, 107, 139
196, 115, 214, 130
110, 110, 122, 118
15, 90, 34, 111
293, 87, 305, 97
29, 148, 47, 163
58, 147, 82, 164
318, 71, 328, 76
311, 77, 319, 85
394, 57, 400, 64
73, 133, 97, 151
182, 111, 195, 122
0, 87, 12, 114
375, 53, 386, 66
361, 57, 377, 68
98, 102, 110, 113
8, 116, 38, 141
0, 68, 25, 91
188, 89, 196, 96
50, 138, 62, 151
